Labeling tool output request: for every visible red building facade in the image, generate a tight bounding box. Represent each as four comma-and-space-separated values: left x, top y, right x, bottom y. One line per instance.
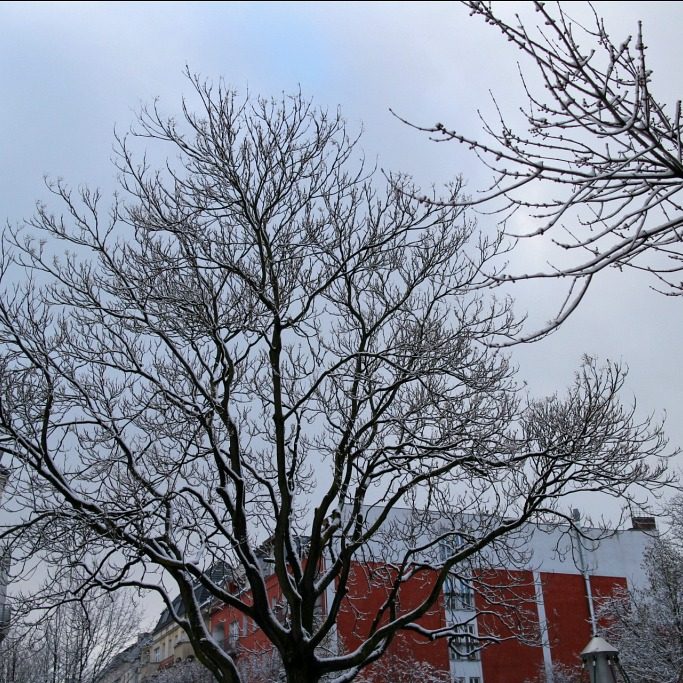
209, 518, 653, 683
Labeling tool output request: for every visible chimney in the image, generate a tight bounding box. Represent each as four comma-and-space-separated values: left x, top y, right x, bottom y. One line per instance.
630, 516, 657, 531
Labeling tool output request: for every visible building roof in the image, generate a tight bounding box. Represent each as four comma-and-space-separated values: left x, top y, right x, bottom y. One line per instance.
96, 632, 151, 682
153, 561, 234, 633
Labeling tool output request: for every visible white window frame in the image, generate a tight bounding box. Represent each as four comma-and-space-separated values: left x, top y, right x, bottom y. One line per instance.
229, 619, 240, 647
444, 575, 474, 611
449, 624, 479, 661
439, 533, 465, 561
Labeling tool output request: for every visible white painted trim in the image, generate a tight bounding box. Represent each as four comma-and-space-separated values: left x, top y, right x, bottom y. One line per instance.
533, 571, 553, 683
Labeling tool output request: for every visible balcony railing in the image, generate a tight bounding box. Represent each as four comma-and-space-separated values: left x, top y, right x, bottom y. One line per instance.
158, 655, 175, 670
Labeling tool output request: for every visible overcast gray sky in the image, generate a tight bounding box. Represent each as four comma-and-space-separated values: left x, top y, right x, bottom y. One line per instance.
2, 0, 682, 595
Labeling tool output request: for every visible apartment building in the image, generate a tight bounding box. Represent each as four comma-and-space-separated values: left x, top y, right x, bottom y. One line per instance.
207, 512, 653, 683
103, 512, 653, 683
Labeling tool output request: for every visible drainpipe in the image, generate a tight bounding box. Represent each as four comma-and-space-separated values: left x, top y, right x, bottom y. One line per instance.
572, 508, 597, 636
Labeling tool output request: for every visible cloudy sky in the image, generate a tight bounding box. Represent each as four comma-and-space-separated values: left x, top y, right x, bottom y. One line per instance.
2, 1, 682, 543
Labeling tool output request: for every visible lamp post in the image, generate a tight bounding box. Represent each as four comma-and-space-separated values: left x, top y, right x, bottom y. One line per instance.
580, 636, 627, 683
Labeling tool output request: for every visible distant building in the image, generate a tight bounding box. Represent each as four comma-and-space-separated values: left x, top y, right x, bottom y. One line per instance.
141, 593, 205, 678
142, 562, 232, 678
99, 595, 209, 683
97, 632, 152, 683
110, 511, 655, 683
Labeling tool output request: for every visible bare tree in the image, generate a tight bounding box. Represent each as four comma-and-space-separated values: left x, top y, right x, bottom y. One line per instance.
523, 662, 582, 683
355, 642, 450, 683
598, 536, 683, 683
419, 1, 683, 340
235, 648, 284, 683
150, 658, 214, 683
0, 587, 139, 683
0, 79, 671, 683
0, 629, 46, 683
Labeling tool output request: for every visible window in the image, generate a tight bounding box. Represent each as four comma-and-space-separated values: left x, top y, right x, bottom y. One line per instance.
314, 592, 325, 620
470, 678, 481, 683
444, 575, 474, 611
272, 595, 290, 624
153, 647, 160, 662
229, 620, 240, 648
212, 622, 224, 642
438, 533, 465, 561
449, 624, 479, 661
454, 678, 466, 683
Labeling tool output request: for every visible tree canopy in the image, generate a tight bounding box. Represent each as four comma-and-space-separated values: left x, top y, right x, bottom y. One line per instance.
0, 79, 672, 683
417, 1, 683, 340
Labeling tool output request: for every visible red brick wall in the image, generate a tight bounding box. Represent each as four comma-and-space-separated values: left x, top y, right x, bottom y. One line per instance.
337, 561, 450, 682
592, 575, 628, 631
475, 569, 543, 683
209, 563, 632, 683
208, 571, 283, 660
542, 572, 592, 669
476, 570, 629, 683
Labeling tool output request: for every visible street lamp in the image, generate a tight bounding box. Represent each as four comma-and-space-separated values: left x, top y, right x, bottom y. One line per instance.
580, 636, 627, 683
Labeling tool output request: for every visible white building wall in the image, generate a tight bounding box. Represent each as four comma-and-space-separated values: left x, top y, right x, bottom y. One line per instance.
523, 524, 652, 588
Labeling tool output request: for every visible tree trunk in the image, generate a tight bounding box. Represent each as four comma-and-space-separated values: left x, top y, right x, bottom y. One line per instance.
285, 661, 320, 683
